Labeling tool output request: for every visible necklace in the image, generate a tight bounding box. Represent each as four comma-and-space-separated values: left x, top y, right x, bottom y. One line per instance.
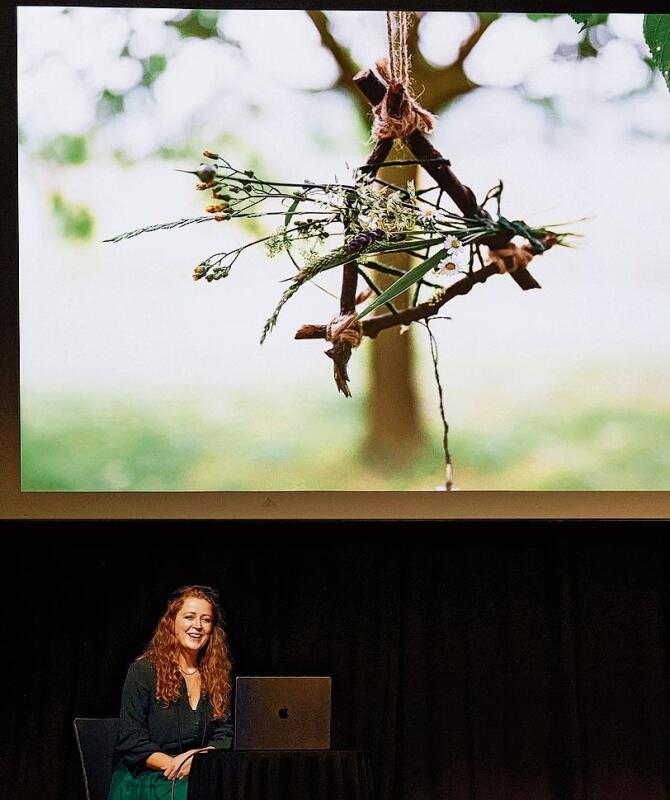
178, 665, 200, 676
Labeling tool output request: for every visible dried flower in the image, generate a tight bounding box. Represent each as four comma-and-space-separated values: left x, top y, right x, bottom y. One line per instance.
196, 164, 217, 183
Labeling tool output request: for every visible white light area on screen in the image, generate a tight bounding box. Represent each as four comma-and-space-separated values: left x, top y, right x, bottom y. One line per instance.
64, 26, 123, 72
607, 14, 645, 45
626, 80, 670, 136
67, 8, 130, 63
128, 8, 182, 26
123, 85, 153, 115
17, 7, 75, 71
151, 39, 241, 137
101, 56, 143, 94
550, 14, 582, 46
525, 59, 587, 98
418, 13, 478, 68
109, 110, 158, 161
320, 11, 387, 72
18, 55, 96, 138
434, 87, 547, 154
591, 39, 651, 100
224, 10, 339, 90
128, 21, 169, 60
464, 16, 556, 88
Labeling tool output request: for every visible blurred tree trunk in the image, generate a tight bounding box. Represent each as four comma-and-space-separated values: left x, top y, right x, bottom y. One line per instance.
306, 11, 497, 466
364, 153, 424, 465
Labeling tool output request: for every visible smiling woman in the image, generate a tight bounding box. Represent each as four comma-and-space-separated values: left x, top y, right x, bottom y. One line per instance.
109, 585, 234, 800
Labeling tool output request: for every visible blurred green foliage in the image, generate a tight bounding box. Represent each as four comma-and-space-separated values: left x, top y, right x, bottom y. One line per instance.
644, 15, 670, 90
167, 9, 220, 40
570, 13, 610, 31
141, 54, 168, 88
578, 33, 599, 59
21, 394, 670, 491
158, 144, 202, 161
157, 131, 243, 166
50, 193, 95, 240
526, 13, 561, 21
40, 134, 88, 165
97, 90, 125, 123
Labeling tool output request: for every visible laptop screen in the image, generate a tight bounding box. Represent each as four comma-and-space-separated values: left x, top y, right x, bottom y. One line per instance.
234, 676, 331, 751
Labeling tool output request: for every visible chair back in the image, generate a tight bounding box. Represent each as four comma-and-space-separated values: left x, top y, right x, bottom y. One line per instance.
73, 718, 120, 800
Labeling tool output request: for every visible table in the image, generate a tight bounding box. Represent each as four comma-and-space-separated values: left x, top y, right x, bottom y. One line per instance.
188, 750, 375, 800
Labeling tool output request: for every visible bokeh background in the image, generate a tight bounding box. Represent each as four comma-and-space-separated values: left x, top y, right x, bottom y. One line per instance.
18, 8, 670, 491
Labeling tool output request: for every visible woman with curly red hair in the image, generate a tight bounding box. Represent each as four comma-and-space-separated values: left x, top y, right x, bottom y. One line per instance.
108, 585, 234, 800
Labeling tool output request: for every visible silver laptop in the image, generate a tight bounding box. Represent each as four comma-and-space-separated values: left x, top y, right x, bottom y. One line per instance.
233, 676, 331, 750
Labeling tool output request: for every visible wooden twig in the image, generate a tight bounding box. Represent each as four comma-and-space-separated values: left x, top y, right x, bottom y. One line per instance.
295, 238, 556, 343
359, 139, 393, 176
320, 62, 547, 392
327, 140, 390, 396
352, 69, 541, 291
296, 264, 496, 341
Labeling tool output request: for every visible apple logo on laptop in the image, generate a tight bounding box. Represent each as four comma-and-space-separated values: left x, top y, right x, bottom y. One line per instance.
278, 706, 289, 720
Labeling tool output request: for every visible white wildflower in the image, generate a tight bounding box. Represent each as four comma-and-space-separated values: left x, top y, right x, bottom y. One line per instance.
435, 246, 468, 276
435, 256, 458, 276
443, 234, 461, 251
420, 207, 438, 223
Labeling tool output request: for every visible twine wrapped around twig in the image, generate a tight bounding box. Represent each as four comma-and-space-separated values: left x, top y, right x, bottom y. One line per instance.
326, 313, 363, 348
487, 243, 537, 274
372, 58, 435, 141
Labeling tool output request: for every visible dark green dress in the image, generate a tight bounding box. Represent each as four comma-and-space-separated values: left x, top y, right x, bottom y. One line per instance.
109, 659, 233, 800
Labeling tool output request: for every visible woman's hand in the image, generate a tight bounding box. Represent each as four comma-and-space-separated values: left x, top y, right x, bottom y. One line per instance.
162, 750, 195, 780
162, 748, 209, 780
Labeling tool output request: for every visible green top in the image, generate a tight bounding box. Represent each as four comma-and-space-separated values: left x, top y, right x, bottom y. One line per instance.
115, 658, 233, 777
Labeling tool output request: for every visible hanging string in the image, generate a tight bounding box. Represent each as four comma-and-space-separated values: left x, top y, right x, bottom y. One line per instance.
400, 11, 410, 88
372, 11, 435, 142
421, 320, 454, 491
386, 12, 397, 82
385, 11, 410, 88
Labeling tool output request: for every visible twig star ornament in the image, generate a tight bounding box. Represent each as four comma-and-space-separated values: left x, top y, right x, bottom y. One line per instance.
107, 11, 580, 490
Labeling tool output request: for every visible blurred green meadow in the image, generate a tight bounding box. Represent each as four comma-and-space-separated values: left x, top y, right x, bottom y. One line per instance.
21, 386, 670, 491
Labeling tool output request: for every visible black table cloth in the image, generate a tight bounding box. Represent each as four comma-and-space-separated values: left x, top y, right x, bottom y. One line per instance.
187, 750, 375, 800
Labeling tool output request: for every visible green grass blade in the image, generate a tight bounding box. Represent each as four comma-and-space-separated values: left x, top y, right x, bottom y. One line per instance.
278, 236, 446, 285
284, 197, 301, 228
356, 248, 447, 320
282, 197, 302, 270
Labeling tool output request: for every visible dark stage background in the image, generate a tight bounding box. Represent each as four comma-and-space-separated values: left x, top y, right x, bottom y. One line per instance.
5, 530, 670, 800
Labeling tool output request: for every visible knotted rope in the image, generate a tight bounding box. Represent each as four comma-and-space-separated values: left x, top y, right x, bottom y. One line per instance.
372, 11, 436, 142
326, 313, 363, 348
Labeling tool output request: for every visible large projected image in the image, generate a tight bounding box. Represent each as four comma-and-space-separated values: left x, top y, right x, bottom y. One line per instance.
18, 8, 670, 491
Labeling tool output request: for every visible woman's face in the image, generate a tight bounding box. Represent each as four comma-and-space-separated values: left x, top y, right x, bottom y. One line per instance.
174, 596, 213, 656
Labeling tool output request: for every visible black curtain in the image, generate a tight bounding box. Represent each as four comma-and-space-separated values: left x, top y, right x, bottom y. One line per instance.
5, 526, 669, 800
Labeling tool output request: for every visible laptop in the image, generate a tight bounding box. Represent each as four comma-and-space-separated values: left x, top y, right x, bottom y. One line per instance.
233, 676, 331, 750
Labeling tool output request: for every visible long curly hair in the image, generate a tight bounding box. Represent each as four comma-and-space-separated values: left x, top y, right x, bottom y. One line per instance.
138, 585, 232, 719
